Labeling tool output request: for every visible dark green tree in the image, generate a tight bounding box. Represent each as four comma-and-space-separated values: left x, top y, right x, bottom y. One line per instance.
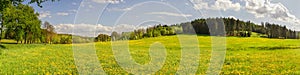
0, 0, 58, 43
95, 34, 111, 42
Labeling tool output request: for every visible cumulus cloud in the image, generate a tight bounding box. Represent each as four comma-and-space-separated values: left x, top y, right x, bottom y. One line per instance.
54, 24, 146, 37
190, 0, 300, 25
146, 12, 193, 17
212, 0, 241, 11
91, 0, 124, 4
190, 0, 241, 11
57, 12, 69, 16
39, 11, 51, 19
245, 0, 300, 25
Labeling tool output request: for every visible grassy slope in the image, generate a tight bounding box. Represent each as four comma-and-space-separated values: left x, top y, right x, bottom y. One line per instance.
0, 35, 300, 74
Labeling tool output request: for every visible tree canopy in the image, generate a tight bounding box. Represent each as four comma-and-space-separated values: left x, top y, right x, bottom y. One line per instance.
0, 0, 57, 44
2, 4, 41, 44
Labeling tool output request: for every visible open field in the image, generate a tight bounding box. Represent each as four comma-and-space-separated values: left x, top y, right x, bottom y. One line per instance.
1, 35, 300, 74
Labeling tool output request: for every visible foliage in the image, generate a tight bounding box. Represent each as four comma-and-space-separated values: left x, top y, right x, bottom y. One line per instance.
111, 31, 120, 41
2, 4, 41, 44
0, 1, 78, 44
41, 21, 56, 44
0, 0, 58, 43
0, 0, 57, 11
181, 17, 298, 39
110, 24, 176, 41
95, 34, 111, 42
59, 36, 72, 44
50, 34, 93, 44
102, 17, 298, 43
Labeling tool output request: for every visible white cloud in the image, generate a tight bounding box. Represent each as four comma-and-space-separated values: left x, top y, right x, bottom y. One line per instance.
54, 24, 143, 37
190, 0, 300, 25
91, 0, 124, 4
190, 0, 241, 11
190, 0, 209, 10
107, 7, 133, 11
123, 7, 133, 11
57, 12, 69, 16
212, 0, 241, 11
228, 16, 237, 20
39, 11, 51, 19
245, 0, 300, 25
146, 12, 192, 17
68, 9, 77, 13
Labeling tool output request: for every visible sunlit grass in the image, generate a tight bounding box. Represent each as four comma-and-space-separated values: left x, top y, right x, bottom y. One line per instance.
1, 35, 300, 74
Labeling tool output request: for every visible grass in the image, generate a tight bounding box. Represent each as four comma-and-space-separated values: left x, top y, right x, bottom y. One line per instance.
1, 35, 300, 74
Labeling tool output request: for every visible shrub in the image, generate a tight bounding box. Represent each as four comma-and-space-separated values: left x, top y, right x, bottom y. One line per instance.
60, 36, 72, 44
95, 34, 111, 42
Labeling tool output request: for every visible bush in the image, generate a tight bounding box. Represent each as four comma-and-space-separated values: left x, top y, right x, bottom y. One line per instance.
153, 30, 161, 37
95, 34, 111, 42
72, 37, 83, 43
60, 36, 72, 44
52, 36, 61, 44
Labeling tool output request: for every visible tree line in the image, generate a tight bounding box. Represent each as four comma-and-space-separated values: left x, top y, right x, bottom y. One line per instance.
95, 24, 178, 42
96, 18, 299, 42
181, 17, 298, 39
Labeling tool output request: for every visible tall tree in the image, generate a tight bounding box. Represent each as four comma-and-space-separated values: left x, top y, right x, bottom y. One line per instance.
111, 31, 120, 41
42, 21, 56, 44
0, 0, 57, 43
2, 4, 42, 44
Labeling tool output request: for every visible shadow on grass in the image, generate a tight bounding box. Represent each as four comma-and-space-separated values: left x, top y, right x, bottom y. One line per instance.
0, 42, 16, 49
227, 46, 300, 51
1, 42, 17, 44
249, 46, 300, 50
0, 44, 6, 55
178, 34, 212, 36
0, 44, 6, 49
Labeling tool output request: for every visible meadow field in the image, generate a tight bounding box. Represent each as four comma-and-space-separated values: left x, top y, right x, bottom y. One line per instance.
1, 35, 300, 74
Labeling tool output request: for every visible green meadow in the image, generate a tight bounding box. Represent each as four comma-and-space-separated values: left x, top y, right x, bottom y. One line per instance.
1, 35, 300, 74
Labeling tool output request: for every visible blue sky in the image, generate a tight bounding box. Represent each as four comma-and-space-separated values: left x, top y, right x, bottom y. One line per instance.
27, 0, 300, 37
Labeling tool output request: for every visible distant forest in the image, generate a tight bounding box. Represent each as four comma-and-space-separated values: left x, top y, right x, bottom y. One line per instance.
183, 17, 298, 39
96, 17, 299, 42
